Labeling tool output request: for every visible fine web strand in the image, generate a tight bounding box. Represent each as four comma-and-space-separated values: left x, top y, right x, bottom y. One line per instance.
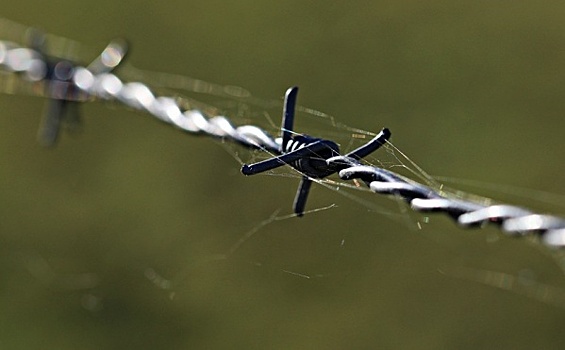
439, 265, 565, 310
433, 176, 565, 210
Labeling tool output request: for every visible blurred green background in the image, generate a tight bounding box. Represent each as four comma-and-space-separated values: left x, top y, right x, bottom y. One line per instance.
2, 1, 565, 349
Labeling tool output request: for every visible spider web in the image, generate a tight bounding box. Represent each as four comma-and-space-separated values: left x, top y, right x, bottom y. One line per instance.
2, 18, 565, 312
135, 70, 565, 310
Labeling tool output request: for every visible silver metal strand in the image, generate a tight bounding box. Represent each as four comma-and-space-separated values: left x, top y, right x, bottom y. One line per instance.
0, 41, 281, 152
2, 39, 565, 248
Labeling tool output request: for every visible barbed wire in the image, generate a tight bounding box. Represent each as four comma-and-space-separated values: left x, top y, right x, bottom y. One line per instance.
1, 29, 565, 249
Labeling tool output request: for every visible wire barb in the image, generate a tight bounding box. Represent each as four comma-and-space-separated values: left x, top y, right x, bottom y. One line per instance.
241, 86, 391, 216
1, 26, 565, 248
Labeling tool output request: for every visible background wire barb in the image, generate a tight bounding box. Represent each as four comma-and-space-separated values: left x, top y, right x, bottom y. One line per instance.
1, 34, 565, 249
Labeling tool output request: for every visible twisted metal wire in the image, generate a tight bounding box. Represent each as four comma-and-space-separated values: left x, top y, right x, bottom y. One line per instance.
1, 37, 565, 249
0, 39, 281, 153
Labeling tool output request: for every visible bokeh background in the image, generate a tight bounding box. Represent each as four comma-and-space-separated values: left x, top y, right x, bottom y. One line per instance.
2, 1, 565, 349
